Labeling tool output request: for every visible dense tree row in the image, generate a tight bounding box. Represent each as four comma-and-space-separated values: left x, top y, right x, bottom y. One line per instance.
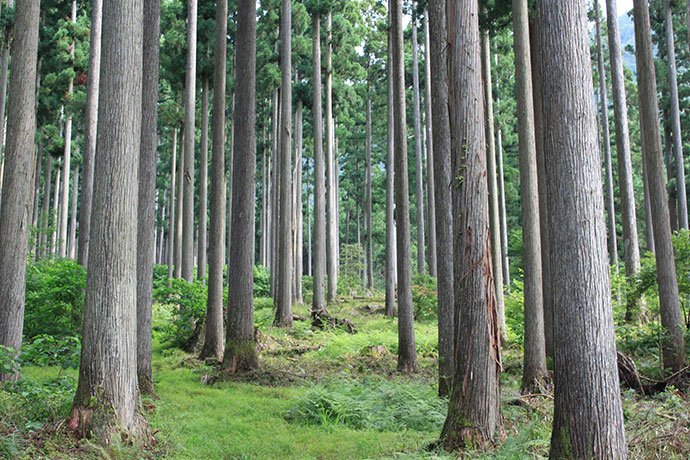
0, 0, 689, 457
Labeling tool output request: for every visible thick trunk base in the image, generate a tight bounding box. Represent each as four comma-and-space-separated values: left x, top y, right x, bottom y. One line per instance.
222, 339, 259, 373
138, 373, 156, 397
67, 405, 150, 444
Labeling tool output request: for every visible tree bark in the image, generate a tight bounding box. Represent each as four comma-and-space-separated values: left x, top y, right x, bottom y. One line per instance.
77, 0, 102, 267
312, 12, 327, 315
68, 0, 149, 439
513, 0, 547, 394
529, 18, 553, 358
167, 128, 178, 284
222, 0, 259, 366
605, 0, 643, 320
137, 0, 161, 395
481, 25, 507, 344
0, 0, 40, 381
423, 15, 436, 279
391, 0, 418, 373
496, 111, 510, 288
294, 92, 304, 303
68, 162, 78, 258
364, 78, 373, 290
273, 0, 293, 327
325, 11, 338, 303
39, 154, 52, 259
428, 0, 453, 397
664, 0, 688, 229
175, 128, 184, 278
198, 76, 209, 280
594, 0, 619, 268
385, 11, 397, 317
538, 3, 627, 458
201, 0, 228, 363
51, 165, 60, 256
633, 0, 686, 372
58, 0, 77, 259
441, 0, 502, 448
181, 0, 198, 282
411, 17, 425, 275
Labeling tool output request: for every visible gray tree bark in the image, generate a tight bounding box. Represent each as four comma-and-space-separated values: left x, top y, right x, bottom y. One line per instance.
77, 0, 102, 267
441, 0, 502, 448
181, 0, 197, 282
594, 0, 619, 268
530, 18, 553, 358
423, 14, 436, 278
274, 0, 293, 327
325, 11, 338, 303
411, 17, 425, 275
137, 0, 160, 395
428, 0, 454, 397
167, 128, 178, 284
198, 76, 209, 280
633, 0, 686, 372
175, 128, 184, 278
605, 0, 643, 321
68, 162, 78, 258
538, 3, 628, 458
311, 12, 326, 315
59, 0, 77, 259
385, 12, 397, 317
68, 0, 149, 439
0, 0, 40, 381
51, 165, 60, 256
364, 78, 373, 290
481, 26, 507, 344
224, 0, 260, 355
294, 92, 304, 304
391, 0, 418, 373
39, 154, 52, 259
664, 0, 688, 229
496, 114, 510, 287
513, 0, 547, 394
200, 0, 227, 363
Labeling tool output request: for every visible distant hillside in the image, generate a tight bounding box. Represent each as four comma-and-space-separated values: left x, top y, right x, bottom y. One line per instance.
618, 10, 637, 73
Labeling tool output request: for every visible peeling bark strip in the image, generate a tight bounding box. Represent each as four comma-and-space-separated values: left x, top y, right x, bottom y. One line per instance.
538, 1, 627, 458
70, 0, 149, 441
440, 0, 502, 449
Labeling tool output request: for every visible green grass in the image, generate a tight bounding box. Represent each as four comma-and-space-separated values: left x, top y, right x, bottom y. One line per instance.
2, 296, 690, 459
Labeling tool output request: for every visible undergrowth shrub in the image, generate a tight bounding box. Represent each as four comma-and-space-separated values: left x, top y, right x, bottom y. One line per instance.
21, 335, 80, 369
1, 375, 75, 428
285, 378, 446, 432
24, 258, 86, 338
338, 244, 365, 294
153, 278, 207, 348
254, 265, 271, 297
504, 278, 525, 345
412, 273, 437, 320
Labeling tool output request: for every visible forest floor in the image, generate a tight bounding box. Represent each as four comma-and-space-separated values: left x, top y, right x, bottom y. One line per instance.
2, 296, 690, 459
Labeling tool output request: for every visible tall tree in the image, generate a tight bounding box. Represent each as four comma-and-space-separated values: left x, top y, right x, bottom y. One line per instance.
77, 0, 102, 267
664, 0, 688, 229
294, 86, 304, 304
274, 0, 293, 327
538, 2, 627, 457
175, 128, 183, 278
594, 0, 618, 268
198, 76, 210, 279
440, 0, 502, 448
480, 24, 506, 344
391, 0, 418, 373
167, 128, 178, 284
423, 14, 436, 278
0, 0, 15, 193
0, 0, 41, 381
428, 0, 453, 397
137, 0, 161, 395
384, 12, 397, 317
58, 0, 77, 258
605, 0, 643, 321
411, 16, 425, 275
67, 0, 149, 439
311, 10, 327, 316
181, 0, 198, 282
633, 0, 686, 372
513, 0, 546, 393
325, 11, 338, 303
364, 77, 373, 290
201, 0, 227, 363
